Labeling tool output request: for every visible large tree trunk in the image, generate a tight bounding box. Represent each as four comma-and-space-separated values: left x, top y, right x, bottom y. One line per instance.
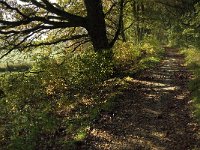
84, 0, 110, 51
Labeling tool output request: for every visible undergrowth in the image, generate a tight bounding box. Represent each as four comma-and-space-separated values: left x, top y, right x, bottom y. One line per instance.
182, 46, 200, 121
113, 35, 164, 76
0, 37, 163, 149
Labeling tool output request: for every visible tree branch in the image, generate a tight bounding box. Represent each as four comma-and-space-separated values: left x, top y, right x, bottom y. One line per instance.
109, 0, 124, 47
0, 34, 88, 59
40, 0, 86, 24
104, 2, 117, 16
0, 1, 27, 18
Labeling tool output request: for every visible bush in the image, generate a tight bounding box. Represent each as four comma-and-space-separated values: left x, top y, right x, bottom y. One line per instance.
140, 35, 164, 56
0, 49, 113, 149
33, 49, 113, 90
0, 37, 164, 149
113, 36, 164, 73
182, 46, 200, 121
113, 41, 141, 68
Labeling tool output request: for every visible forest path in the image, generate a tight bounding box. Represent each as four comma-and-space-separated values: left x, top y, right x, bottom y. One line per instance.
84, 47, 200, 150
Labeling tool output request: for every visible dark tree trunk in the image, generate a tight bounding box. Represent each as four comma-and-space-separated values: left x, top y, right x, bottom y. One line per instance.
132, 1, 139, 43
84, 0, 110, 52
132, 1, 145, 43
139, 3, 145, 41
121, 17, 127, 42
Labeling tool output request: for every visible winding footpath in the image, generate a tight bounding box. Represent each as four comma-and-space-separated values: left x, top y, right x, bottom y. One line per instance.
84, 48, 200, 150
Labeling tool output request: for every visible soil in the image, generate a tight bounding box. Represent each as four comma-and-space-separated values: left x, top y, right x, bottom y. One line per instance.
83, 47, 200, 150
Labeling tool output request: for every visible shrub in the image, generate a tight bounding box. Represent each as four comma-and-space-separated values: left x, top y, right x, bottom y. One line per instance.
113, 41, 141, 68
0, 48, 113, 149
113, 36, 164, 73
182, 46, 200, 121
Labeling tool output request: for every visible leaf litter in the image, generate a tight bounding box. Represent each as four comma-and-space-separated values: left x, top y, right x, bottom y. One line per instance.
83, 48, 200, 150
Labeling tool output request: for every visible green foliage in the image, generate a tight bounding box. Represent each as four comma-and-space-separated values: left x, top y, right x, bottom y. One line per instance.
0, 31, 166, 149
138, 36, 164, 69
113, 41, 141, 68
140, 35, 164, 55
182, 46, 200, 121
178, 10, 200, 112
0, 72, 61, 149
178, 3, 200, 122
0, 49, 113, 149
167, 24, 184, 47
33, 49, 113, 90
170, 3, 200, 48
0, 35, 164, 149
1, 0, 200, 148
113, 36, 164, 73
139, 56, 160, 69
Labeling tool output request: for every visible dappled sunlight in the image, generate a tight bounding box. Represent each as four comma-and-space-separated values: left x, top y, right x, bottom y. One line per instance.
85, 48, 200, 149
89, 125, 171, 150
142, 108, 162, 117
151, 131, 166, 139
175, 93, 187, 100
124, 76, 169, 87
145, 94, 158, 100
81, 97, 96, 106
154, 86, 180, 91
90, 128, 114, 142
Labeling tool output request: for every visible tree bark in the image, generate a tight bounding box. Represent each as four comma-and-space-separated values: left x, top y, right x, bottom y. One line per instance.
121, 13, 126, 42
132, 1, 146, 43
84, 0, 110, 51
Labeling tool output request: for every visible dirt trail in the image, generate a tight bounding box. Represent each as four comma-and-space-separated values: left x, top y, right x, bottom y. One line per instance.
84, 48, 200, 150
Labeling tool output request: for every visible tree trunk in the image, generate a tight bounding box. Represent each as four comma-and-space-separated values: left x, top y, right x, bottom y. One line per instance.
84, 0, 110, 51
132, 1, 145, 43
121, 17, 127, 42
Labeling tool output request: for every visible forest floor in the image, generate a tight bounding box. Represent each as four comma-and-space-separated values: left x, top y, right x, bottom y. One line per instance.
83, 47, 200, 150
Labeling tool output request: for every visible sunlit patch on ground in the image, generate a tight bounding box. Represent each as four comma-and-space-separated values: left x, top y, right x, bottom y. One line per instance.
85, 48, 200, 150
175, 93, 187, 100
124, 76, 169, 87
152, 131, 166, 138
142, 108, 162, 117
90, 129, 114, 142
154, 86, 180, 91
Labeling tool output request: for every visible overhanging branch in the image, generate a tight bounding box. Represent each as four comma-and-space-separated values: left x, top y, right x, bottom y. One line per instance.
0, 34, 89, 59
26, 34, 88, 48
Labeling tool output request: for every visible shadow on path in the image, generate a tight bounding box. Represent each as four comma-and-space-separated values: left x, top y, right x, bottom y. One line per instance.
85, 47, 200, 150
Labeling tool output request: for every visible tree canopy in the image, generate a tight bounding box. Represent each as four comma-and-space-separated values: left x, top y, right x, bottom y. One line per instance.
0, 0, 199, 58
0, 0, 125, 58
